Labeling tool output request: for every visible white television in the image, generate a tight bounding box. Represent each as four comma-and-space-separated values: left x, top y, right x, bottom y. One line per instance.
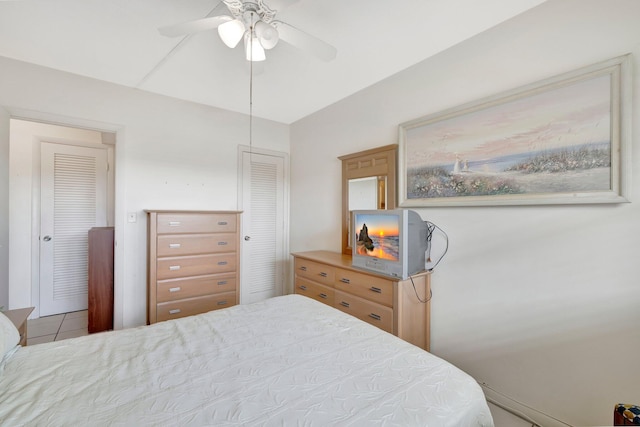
351, 209, 429, 279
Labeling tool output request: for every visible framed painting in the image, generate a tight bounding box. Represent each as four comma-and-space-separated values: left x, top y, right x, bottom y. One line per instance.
398, 54, 631, 207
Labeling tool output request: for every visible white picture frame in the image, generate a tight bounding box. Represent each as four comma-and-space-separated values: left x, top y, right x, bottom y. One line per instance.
398, 54, 631, 207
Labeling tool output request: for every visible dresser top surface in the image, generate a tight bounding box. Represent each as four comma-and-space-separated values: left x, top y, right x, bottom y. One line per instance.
291, 250, 430, 280
292, 250, 352, 267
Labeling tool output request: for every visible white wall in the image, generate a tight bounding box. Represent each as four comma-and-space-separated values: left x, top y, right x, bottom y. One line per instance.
0, 108, 9, 309
290, 0, 640, 425
0, 56, 289, 328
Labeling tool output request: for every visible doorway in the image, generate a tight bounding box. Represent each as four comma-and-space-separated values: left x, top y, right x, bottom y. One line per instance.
238, 146, 289, 305
8, 119, 115, 318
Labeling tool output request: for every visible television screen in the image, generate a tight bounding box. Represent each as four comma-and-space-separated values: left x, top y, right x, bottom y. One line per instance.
354, 213, 400, 261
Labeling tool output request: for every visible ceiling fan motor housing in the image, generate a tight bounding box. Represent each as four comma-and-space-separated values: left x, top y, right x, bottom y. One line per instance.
159, 0, 337, 62
222, 0, 279, 52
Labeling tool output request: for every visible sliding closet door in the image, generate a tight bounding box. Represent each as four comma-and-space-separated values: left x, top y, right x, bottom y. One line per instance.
239, 148, 287, 305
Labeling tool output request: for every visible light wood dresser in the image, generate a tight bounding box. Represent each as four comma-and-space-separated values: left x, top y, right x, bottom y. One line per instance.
292, 250, 431, 351
147, 210, 241, 324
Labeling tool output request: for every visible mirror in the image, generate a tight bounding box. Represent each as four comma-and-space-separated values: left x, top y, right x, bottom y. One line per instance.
339, 145, 397, 255
348, 176, 386, 210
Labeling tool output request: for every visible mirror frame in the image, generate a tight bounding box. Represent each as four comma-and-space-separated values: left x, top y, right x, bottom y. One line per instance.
338, 144, 397, 255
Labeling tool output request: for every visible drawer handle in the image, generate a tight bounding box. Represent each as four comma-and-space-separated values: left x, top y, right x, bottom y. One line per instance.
370, 286, 382, 293
168, 221, 181, 227
340, 301, 350, 308
218, 221, 228, 225
319, 272, 328, 277
217, 301, 228, 306
169, 287, 181, 293
169, 243, 181, 249
217, 241, 228, 245
298, 285, 307, 291
217, 280, 228, 285
169, 309, 181, 315
217, 261, 228, 266
369, 313, 382, 321
169, 265, 181, 271
340, 278, 350, 284
299, 266, 307, 271
319, 293, 328, 299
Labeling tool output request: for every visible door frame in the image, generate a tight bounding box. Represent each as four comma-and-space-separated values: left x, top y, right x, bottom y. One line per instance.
8, 117, 117, 319
33, 135, 114, 318
237, 145, 291, 300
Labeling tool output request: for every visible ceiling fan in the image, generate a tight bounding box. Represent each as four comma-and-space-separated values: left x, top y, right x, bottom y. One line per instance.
159, 0, 337, 62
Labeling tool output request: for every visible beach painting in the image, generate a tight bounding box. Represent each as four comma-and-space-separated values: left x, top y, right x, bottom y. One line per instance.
399, 56, 629, 206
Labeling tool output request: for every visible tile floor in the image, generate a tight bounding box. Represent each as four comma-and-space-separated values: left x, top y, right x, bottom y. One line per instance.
27, 310, 88, 345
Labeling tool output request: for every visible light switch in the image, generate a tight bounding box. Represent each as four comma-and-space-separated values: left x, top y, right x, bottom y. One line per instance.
127, 212, 137, 223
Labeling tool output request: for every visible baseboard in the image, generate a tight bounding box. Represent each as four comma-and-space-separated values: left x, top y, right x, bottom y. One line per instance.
480, 383, 573, 427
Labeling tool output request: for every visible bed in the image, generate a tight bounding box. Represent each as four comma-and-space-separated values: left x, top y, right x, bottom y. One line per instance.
0, 295, 493, 426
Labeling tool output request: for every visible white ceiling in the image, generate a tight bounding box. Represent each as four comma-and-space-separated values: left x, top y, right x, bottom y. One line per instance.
0, 0, 547, 124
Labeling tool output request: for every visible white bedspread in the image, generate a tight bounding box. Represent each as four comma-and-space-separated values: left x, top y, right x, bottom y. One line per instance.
0, 295, 493, 426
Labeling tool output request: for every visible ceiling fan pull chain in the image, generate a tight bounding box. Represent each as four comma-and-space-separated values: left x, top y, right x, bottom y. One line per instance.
249, 13, 254, 153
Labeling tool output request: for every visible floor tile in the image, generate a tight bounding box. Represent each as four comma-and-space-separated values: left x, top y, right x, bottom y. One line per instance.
64, 310, 88, 320
27, 310, 92, 343
55, 328, 88, 341
27, 319, 62, 338
59, 315, 88, 332
28, 314, 64, 327
27, 334, 56, 345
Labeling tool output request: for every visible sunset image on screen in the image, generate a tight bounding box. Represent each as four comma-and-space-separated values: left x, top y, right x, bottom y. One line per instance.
354, 214, 400, 261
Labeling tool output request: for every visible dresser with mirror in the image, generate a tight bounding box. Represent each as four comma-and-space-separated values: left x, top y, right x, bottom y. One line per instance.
338, 144, 397, 255
293, 145, 431, 351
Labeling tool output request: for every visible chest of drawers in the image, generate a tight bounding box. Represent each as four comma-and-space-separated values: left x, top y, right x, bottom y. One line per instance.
292, 250, 431, 350
147, 210, 241, 324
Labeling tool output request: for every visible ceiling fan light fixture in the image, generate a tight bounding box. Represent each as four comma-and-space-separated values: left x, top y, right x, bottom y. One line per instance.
255, 20, 279, 50
244, 32, 266, 62
218, 19, 245, 48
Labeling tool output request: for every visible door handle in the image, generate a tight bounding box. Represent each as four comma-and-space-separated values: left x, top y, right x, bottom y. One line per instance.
42, 235, 52, 242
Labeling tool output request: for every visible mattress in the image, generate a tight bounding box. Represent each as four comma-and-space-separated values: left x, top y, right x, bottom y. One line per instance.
0, 295, 493, 426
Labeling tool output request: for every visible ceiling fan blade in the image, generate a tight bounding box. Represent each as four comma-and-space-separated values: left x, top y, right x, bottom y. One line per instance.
274, 21, 336, 62
159, 15, 232, 37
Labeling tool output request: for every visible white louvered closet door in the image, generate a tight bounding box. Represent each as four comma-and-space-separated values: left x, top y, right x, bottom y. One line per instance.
40, 143, 108, 316
240, 151, 285, 305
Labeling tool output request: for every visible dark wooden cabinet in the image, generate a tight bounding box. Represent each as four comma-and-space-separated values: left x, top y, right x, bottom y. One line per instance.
88, 227, 114, 333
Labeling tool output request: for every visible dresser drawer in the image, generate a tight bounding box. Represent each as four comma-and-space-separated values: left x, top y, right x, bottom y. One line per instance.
157, 253, 237, 280
157, 233, 237, 256
156, 213, 237, 234
334, 268, 394, 307
334, 290, 393, 333
156, 292, 236, 322
295, 277, 334, 305
156, 273, 237, 303
294, 258, 335, 287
